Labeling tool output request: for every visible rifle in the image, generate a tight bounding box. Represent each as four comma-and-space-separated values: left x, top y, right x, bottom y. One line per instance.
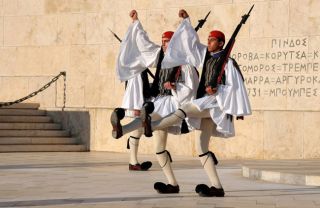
208, 5, 254, 88
195, 11, 211, 32
108, 28, 155, 79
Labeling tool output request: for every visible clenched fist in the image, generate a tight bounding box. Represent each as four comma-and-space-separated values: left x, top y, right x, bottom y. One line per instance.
178, 9, 189, 19
205, 86, 217, 95
129, 10, 138, 21
164, 82, 176, 90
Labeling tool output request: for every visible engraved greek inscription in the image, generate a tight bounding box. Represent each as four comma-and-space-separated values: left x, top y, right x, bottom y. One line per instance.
234, 37, 319, 101
271, 38, 308, 49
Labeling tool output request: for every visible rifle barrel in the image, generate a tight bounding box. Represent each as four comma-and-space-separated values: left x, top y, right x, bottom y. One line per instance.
108, 27, 122, 42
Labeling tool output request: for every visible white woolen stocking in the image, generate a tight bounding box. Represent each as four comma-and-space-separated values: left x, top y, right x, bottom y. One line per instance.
196, 118, 222, 188
154, 129, 178, 186
128, 128, 143, 165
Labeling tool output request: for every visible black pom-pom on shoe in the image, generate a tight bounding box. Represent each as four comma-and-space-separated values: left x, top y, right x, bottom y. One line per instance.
140, 161, 152, 170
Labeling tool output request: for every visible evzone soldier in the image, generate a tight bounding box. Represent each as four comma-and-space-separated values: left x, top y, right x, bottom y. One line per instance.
112, 8, 252, 197
113, 9, 200, 190
114, 10, 158, 171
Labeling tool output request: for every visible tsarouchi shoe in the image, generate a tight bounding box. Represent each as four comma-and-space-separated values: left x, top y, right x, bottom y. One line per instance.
195, 184, 225, 197
141, 102, 154, 137
129, 161, 152, 171
154, 182, 179, 194
111, 108, 125, 139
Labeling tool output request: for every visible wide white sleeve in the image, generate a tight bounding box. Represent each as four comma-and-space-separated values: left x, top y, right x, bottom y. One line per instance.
161, 18, 207, 69
171, 65, 199, 106
116, 20, 161, 82
216, 59, 252, 116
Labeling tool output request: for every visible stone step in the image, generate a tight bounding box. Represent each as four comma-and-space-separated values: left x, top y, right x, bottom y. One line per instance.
0, 109, 46, 116
0, 103, 40, 109
0, 137, 78, 145
0, 130, 70, 137
0, 123, 61, 130
0, 144, 86, 152
0, 116, 52, 123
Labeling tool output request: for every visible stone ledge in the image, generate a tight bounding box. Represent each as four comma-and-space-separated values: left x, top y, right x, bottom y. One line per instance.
242, 160, 320, 186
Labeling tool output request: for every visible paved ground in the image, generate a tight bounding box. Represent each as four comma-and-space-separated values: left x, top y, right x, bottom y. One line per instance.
0, 152, 320, 208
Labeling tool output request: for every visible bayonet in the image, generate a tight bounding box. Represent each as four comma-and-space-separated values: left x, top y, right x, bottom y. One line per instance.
195, 11, 211, 32
241, 4, 254, 24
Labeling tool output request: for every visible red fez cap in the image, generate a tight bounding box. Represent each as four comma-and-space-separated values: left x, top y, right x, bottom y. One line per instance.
209, 30, 225, 42
162, 31, 174, 39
